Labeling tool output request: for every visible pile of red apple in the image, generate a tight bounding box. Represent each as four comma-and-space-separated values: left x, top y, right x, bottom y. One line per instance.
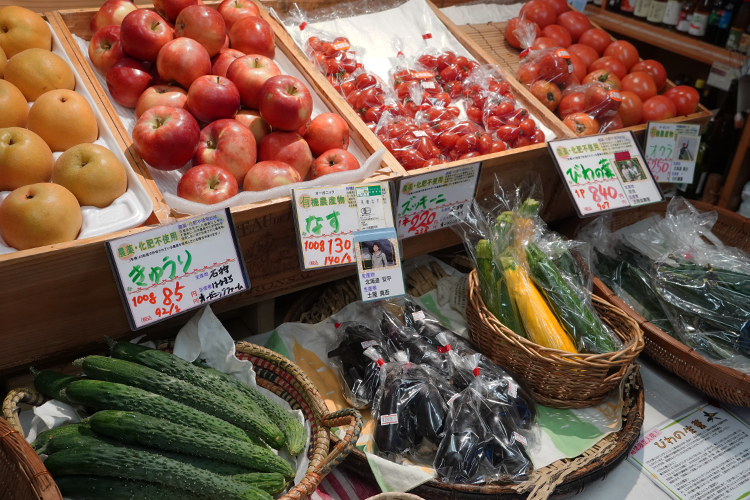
506, 0, 700, 136
87, 0, 361, 205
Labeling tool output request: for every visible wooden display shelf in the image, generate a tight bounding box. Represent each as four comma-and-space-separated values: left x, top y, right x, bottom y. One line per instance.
584, 6, 745, 69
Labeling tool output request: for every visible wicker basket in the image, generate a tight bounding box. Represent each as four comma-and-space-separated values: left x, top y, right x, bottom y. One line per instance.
1, 342, 363, 500
466, 270, 645, 409
589, 200, 750, 407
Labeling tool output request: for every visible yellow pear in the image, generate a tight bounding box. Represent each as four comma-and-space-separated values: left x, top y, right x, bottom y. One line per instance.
28, 89, 98, 152
53, 143, 128, 208
0, 6, 51, 59
0, 80, 29, 128
0, 127, 54, 191
4, 48, 75, 102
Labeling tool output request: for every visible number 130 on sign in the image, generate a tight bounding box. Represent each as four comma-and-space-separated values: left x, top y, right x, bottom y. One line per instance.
303, 237, 353, 266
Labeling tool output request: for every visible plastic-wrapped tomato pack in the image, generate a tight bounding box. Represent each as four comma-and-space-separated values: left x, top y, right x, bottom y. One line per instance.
375, 111, 447, 170
559, 82, 623, 135
339, 69, 392, 124
300, 24, 361, 79
482, 94, 546, 148
516, 47, 575, 88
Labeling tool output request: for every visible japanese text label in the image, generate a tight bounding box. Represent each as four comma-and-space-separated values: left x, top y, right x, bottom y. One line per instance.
353, 228, 406, 302
644, 122, 701, 183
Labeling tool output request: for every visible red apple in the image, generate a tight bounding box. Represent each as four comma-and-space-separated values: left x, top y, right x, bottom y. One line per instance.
218, 0, 259, 30
221, 35, 230, 52
243, 160, 301, 191
211, 48, 245, 78
303, 113, 350, 156
135, 84, 188, 118
106, 58, 153, 108
258, 75, 313, 132
157, 37, 211, 90
235, 109, 271, 143
311, 149, 360, 179
187, 75, 241, 123
90, 0, 138, 33
177, 164, 239, 204
153, 0, 198, 22
228, 16, 274, 59
88, 25, 126, 74
194, 119, 257, 185
174, 5, 227, 58
226, 54, 280, 109
258, 131, 312, 179
132, 105, 200, 170
120, 10, 173, 62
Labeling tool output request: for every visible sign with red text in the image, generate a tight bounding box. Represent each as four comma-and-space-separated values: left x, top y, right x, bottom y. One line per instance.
548, 132, 663, 218
106, 208, 250, 330
396, 162, 481, 239
291, 182, 395, 270
644, 122, 701, 183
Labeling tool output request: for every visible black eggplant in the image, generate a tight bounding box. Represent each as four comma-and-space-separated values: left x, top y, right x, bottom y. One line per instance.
404, 299, 477, 356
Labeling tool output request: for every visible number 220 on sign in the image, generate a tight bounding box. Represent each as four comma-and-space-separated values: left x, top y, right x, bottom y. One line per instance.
303, 237, 353, 266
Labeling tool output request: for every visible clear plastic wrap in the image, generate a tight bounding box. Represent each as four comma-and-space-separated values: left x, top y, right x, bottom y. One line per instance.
515, 47, 575, 88
482, 93, 545, 149
375, 111, 446, 170
342, 68, 391, 123
505, 17, 540, 50
403, 298, 477, 356
301, 28, 361, 79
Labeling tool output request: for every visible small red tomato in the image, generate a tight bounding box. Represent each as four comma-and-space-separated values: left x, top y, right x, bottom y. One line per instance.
495, 125, 521, 142
467, 105, 483, 123
630, 60, 667, 92
567, 44, 599, 71
530, 80, 562, 111
455, 56, 470, 71
563, 112, 599, 136
438, 131, 460, 149
365, 105, 384, 123
486, 115, 504, 130
437, 51, 457, 71
444, 81, 463, 98
617, 90, 643, 127
577, 28, 612, 56
491, 141, 508, 152
589, 56, 627, 80
583, 69, 621, 90
542, 24, 572, 47
520, 118, 536, 136
477, 133, 493, 154
520, 0, 557, 28
424, 158, 446, 167
505, 17, 541, 49
400, 149, 427, 170
556, 11, 591, 42
417, 54, 438, 70
455, 134, 478, 153
440, 64, 461, 82
603, 40, 640, 72
621, 72, 657, 102
458, 152, 481, 160
530, 130, 545, 143
355, 73, 377, 89
641, 95, 676, 122
512, 135, 533, 148
663, 85, 700, 116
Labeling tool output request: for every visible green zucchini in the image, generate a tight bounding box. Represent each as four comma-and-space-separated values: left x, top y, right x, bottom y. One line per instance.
106, 341, 284, 450
32, 423, 93, 453
89, 410, 294, 477
31, 368, 84, 405
65, 379, 251, 444
231, 473, 287, 495
54, 476, 212, 500
77, 356, 279, 446
44, 443, 272, 500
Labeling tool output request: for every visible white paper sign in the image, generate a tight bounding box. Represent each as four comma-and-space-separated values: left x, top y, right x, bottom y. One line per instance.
291, 182, 394, 270
396, 162, 481, 239
106, 208, 250, 330
628, 403, 750, 500
645, 122, 701, 183
353, 228, 406, 302
548, 132, 664, 217
707, 62, 740, 92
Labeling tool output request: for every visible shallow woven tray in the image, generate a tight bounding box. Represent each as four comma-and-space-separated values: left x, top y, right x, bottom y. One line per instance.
2, 342, 363, 500
587, 200, 750, 407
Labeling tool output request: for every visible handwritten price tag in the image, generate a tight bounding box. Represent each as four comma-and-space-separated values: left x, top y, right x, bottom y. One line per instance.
644, 122, 701, 183
106, 208, 250, 330
291, 182, 394, 270
396, 162, 481, 239
548, 132, 663, 217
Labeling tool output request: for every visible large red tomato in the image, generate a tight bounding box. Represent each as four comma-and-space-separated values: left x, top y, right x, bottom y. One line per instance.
556, 11, 591, 42
603, 40, 639, 72
563, 112, 599, 136
520, 0, 557, 28
577, 28, 612, 56
567, 44, 599, 71
516, 62, 541, 85
589, 56, 627, 79
536, 50, 573, 86
558, 91, 585, 118
617, 90, 643, 127
542, 24, 572, 47
664, 85, 700, 116
630, 60, 667, 91
568, 52, 586, 81
539, 0, 570, 15
530, 80, 562, 111
584, 84, 621, 119
641, 95, 676, 123
505, 17, 541, 49
531, 37, 558, 51
621, 72, 657, 102
583, 69, 621, 89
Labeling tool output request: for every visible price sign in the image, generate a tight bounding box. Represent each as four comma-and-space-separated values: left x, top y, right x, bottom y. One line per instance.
548, 131, 664, 217
396, 162, 481, 239
106, 208, 250, 330
291, 182, 395, 270
644, 122, 701, 183
353, 228, 406, 302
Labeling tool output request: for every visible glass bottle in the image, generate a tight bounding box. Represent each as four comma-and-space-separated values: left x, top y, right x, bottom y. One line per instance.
648, 0, 669, 23
714, 0, 738, 45
704, 0, 727, 41
677, 0, 697, 30
608, 0, 623, 12
725, 0, 750, 48
689, 0, 713, 36
622, 0, 637, 15
635, 0, 654, 18
663, 0, 686, 28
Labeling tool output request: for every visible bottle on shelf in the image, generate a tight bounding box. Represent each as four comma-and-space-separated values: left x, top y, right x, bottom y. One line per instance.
704, 0, 727, 42
608, 0, 623, 12
594, 0, 604, 7
690, 0, 713, 35
622, 0, 637, 15
676, 116, 713, 199
648, 0, 669, 23
662, 0, 685, 28
677, 0, 697, 30
726, 0, 750, 49
714, 0, 738, 45
635, 0, 655, 18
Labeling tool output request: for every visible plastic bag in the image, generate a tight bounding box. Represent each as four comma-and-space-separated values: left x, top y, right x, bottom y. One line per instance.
505, 17, 540, 50
375, 111, 446, 170
482, 92, 545, 149
327, 322, 395, 408
515, 47, 575, 88
403, 298, 477, 356
342, 68, 391, 123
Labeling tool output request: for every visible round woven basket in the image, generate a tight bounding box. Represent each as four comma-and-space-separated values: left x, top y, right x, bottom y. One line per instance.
465, 269, 645, 408
1, 342, 363, 500
589, 200, 750, 407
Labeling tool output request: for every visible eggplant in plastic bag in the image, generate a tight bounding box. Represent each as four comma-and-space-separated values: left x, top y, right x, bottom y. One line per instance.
327, 322, 394, 408
404, 299, 477, 356
379, 307, 450, 377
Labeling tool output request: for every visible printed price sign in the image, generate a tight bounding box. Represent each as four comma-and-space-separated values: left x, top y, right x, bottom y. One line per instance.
396, 162, 481, 239
106, 208, 250, 330
291, 182, 395, 270
628, 403, 750, 500
548, 132, 664, 217
644, 122, 701, 183
353, 228, 406, 302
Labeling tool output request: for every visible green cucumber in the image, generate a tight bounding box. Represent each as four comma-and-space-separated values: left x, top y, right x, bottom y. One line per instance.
231, 473, 287, 495
54, 476, 211, 500
90, 410, 294, 477
32, 423, 93, 453
44, 443, 272, 500
31, 369, 84, 405
65, 379, 251, 444
107, 340, 285, 450
77, 356, 280, 446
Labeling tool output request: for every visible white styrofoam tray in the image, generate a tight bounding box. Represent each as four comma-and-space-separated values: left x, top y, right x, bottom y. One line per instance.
441, 2, 522, 25
73, 34, 384, 216
0, 23, 154, 256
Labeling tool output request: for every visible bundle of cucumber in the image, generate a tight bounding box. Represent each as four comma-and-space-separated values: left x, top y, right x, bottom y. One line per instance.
30, 340, 308, 500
